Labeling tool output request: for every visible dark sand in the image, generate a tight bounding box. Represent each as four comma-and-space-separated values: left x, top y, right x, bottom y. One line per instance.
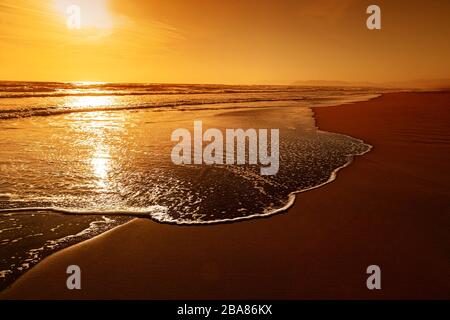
1, 92, 449, 299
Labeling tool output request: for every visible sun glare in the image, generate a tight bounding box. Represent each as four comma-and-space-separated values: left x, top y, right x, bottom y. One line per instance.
54, 0, 113, 30
68, 96, 115, 108
73, 81, 107, 86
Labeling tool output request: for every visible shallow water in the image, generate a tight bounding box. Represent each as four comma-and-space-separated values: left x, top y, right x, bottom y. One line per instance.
0, 82, 375, 290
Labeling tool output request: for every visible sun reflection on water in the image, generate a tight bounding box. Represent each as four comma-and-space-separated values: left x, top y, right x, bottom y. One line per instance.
91, 149, 110, 189
66, 95, 115, 109
65, 107, 127, 194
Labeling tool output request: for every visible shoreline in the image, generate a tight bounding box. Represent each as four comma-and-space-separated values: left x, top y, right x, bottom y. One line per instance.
0, 92, 375, 290
2, 91, 449, 299
0, 95, 377, 226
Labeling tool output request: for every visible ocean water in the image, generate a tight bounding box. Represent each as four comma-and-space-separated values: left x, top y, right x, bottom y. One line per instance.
0, 81, 380, 289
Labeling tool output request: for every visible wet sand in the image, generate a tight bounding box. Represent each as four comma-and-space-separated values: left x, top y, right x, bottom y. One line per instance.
2, 92, 449, 299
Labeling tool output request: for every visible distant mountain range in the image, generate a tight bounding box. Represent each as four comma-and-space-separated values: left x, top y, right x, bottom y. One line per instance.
290, 79, 450, 89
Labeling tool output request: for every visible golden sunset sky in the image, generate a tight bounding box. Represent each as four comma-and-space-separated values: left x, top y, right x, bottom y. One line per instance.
0, 0, 449, 84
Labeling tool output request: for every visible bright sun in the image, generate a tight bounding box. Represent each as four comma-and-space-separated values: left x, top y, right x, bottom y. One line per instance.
54, 0, 113, 30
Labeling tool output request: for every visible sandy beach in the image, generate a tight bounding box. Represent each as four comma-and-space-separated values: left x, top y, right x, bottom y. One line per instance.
2, 92, 449, 300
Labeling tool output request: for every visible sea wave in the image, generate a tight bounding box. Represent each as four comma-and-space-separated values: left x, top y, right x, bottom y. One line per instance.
0, 97, 311, 119
0, 134, 372, 225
